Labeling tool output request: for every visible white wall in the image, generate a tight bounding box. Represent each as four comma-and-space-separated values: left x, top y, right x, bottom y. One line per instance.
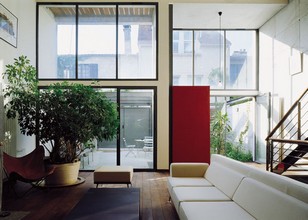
0, 0, 36, 156
259, 0, 308, 129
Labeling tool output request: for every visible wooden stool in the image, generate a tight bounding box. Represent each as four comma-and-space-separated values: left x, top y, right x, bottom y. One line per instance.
93, 166, 133, 188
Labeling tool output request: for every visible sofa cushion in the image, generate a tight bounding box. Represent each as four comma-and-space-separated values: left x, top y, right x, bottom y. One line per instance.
205, 162, 245, 198
233, 177, 308, 220
171, 186, 230, 212
248, 168, 308, 203
167, 177, 212, 194
211, 154, 252, 175
179, 201, 256, 220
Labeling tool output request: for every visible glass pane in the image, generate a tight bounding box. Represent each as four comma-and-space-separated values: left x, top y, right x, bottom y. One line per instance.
173, 32, 179, 53
120, 89, 154, 169
255, 94, 270, 163
80, 88, 117, 170
194, 31, 224, 88
38, 5, 76, 79
210, 96, 226, 119
210, 96, 254, 161
118, 5, 157, 79
78, 6, 116, 79
173, 31, 193, 85
226, 97, 254, 160
226, 31, 256, 89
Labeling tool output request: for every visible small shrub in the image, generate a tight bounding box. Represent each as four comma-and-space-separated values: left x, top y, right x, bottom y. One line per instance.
225, 142, 253, 162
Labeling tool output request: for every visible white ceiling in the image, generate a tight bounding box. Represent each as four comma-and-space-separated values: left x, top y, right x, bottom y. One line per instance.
173, 3, 287, 29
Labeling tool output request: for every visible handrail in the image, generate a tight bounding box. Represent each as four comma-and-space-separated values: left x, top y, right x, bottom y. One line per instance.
268, 138, 308, 146
266, 88, 308, 173
266, 88, 308, 141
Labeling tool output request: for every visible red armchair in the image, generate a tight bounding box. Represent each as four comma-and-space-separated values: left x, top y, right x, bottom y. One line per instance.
3, 145, 55, 197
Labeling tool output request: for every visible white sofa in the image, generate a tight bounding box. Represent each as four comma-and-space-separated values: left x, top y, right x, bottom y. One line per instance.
168, 154, 308, 220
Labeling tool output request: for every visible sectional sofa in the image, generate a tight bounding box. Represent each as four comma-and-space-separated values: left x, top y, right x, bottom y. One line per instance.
168, 154, 308, 220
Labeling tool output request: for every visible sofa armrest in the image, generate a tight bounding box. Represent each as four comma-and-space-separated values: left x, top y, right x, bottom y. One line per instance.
170, 163, 209, 177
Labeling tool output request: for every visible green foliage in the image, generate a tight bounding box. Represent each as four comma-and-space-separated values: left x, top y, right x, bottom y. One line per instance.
210, 111, 232, 155
3, 56, 38, 132
211, 110, 252, 162
3, 56, 119, 163
225, 142, 253, 162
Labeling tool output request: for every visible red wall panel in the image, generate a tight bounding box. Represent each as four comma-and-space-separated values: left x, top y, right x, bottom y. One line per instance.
172, 86, 210, 163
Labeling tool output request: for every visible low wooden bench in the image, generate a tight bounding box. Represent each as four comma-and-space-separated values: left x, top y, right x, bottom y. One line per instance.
93, 166, 133, 188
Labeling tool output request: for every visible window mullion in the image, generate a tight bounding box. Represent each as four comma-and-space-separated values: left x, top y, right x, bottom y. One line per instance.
192, 31, 195, 86
117, 88, 120, 165
76, 4, 79, 79
116, 4, 119, 80
223, 30, 226, 89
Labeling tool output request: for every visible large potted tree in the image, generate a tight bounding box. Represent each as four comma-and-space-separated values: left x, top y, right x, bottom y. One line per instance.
2, 56, 119, 186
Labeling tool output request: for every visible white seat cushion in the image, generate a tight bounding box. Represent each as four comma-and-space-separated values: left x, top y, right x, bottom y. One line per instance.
179, 201, 256, 220
167, 177, 212, 193
171, 186, 230, 212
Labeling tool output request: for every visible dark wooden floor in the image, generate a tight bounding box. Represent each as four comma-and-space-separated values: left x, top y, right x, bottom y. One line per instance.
2, 171, 179, 220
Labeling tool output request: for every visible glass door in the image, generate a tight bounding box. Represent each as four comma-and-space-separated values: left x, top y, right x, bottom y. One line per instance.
80, 88, 155, 170
120, 89, 154, 169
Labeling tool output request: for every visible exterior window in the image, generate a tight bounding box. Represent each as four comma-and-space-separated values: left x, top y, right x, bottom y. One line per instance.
173, 30, 256, 90
173, 31, 193, 85
173, 32, 179, 53
78, 5, 116, 79
37, 3, 157, 80
194, 31, 224, 88
226, 31, 256, 89
39, 5, 77, 79
210, 96, 255, 161
118, 5, 157, 79
84, 88, 155, 170
183, 31, 192, 53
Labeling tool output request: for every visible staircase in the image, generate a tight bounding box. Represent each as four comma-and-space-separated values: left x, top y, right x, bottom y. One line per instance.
266, 88, 308, 176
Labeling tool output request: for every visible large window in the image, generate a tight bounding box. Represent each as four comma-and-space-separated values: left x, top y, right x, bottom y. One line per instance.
173, 30, 256, 90
210, 96, 255, 160
37, 3, 157, 80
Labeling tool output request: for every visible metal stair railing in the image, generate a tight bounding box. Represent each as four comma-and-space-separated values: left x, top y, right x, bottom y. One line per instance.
266, 88, 308, 173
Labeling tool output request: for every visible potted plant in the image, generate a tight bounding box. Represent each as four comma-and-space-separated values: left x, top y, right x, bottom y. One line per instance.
2, 56, 119, 186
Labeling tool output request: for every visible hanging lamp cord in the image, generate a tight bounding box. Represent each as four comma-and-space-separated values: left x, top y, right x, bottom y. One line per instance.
218, 11, 222, 86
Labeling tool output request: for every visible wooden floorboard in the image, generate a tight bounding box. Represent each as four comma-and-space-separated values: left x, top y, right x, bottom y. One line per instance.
2, 171, 179, 220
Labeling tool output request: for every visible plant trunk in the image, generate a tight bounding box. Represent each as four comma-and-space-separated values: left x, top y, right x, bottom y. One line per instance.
50, 138, 79, 163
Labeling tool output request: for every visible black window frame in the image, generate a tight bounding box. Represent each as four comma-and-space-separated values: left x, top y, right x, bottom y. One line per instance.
36, 2, 159, 81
